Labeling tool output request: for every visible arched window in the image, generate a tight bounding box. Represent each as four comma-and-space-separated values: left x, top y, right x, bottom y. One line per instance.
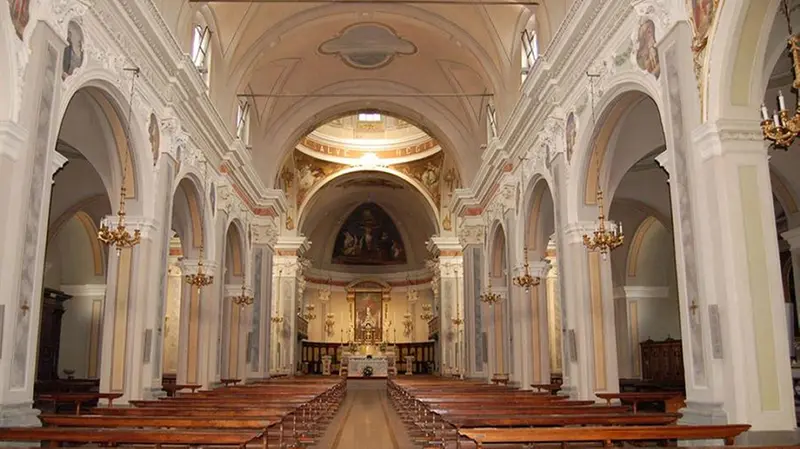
520, 16, 539, 83
236, 100, 251, 149
190, 17, 211, 84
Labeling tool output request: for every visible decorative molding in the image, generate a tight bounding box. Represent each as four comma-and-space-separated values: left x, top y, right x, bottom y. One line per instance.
563, 221, 598, 244
180, 258, 219, 276
458, 223, 486, 247
0, 121, 28, 161
102, 215, 159, 239
613, 285, 670, 299
51, 151, 69, 178
60, 283, 107, 297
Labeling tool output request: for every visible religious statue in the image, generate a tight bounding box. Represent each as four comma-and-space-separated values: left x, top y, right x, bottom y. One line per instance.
361, 305, 377, 328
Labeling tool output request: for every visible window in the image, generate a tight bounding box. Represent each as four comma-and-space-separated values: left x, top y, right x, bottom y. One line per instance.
191, 24, 211, 72
358, 112, 382, 122
520, 27, 539, 83
236, 101, 251, 147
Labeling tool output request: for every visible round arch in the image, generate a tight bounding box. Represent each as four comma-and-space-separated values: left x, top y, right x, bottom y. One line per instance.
297, 166, 441, 229
570, 76, 665, 222
172, 174, 213, 260
254, 82, 477, 185
521, 176, 557, 254
223, 218, 247, 281
487, 220, 508, 278
58, 73, 152, 216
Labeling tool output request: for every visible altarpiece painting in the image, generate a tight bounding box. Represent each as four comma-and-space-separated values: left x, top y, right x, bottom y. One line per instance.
347, 280, 391, 343
332, 202, 406, 265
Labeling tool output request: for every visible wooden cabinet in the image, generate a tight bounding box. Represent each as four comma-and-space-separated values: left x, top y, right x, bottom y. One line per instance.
640, 338, 684, 388
36, 288, 72, 383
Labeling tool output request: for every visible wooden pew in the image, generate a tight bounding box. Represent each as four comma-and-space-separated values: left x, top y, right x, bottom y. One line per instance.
596, 391, 686, 413
38, 392, 123, 415
161, 383, 201, 397
458, 424, 751, 448
0, 427, 265, 448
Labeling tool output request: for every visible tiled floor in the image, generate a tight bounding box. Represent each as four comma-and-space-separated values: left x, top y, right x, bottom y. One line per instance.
313, 379, 415, 449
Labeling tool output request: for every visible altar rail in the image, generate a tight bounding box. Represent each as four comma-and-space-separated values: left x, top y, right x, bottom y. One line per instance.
300, 341, 435, 375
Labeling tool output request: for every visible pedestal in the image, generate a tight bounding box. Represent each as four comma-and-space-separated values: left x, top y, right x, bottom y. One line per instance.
404, 356, 415, 375
321, 355, 332, 376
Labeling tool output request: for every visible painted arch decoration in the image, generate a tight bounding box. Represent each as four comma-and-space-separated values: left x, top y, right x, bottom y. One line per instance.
332, 202, 406, 266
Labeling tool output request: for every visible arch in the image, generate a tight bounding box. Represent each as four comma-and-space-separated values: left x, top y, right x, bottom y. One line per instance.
522, 177, 556, 252
297, 166, 441, 229
58, 74, 152, 215
172, 174, 210, 256
626, 215, 658, 278
488, 220, 507, 278
706, 0, 781, 123
770, 167, 799, 216
224, 219, 247, 278
571, 76, 665, 217
254, 83, 478, 185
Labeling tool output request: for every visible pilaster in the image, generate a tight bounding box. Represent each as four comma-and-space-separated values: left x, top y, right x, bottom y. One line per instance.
781, 227, 800, 345
270, 237, 309, 375
428, 236, 465, 377
177, 257, 219, 387
527, 261, 551, 385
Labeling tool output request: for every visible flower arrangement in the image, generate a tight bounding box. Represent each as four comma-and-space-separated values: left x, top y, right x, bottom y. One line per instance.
362, 365, 374, 377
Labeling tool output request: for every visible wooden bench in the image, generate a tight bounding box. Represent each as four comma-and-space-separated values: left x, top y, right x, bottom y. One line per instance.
161, 383, 201, 397
596, 391, 686, 413
38, 392, 123, 415
458, 424, 751, 448
0, 427, 265, 448
221, 378, 242, 386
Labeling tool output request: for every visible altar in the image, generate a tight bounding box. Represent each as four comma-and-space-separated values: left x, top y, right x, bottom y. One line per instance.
347, 356, 388, 378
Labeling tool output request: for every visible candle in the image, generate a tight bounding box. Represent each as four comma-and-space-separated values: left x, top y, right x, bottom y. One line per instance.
774, 112, 781, 127
761, 104, 769, 121
779, 91, 786, 111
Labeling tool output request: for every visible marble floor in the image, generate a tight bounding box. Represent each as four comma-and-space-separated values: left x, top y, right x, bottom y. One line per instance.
313, 379, 415, 449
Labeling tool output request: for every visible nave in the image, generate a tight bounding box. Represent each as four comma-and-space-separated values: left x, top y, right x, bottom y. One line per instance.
0, 375, 798, 449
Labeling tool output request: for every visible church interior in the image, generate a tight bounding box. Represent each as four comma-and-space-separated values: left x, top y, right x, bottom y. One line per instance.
1, 0, 800, 447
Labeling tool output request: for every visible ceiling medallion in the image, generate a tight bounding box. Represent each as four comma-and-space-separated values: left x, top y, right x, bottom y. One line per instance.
319, 23, 417, 70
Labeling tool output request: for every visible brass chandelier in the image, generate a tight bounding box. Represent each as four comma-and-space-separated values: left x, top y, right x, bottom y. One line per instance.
232, 285, 254, 307
303, 303, 317, 321
480, 277, 501, 305
185, 246, 214, 288
324, 313, 336, 336
97, 68, 142, 255
512, 247, 541, 292
583, 188, 623, 258
762, 0, 800, 149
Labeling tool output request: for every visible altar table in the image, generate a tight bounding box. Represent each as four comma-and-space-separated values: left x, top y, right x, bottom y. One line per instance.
347, 356, 388, 378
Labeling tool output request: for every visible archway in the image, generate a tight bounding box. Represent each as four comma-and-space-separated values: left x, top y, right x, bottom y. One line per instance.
523, 179, 559, 385
36, 85, 137, 401
221, 222, 247, 379
487, 222, 509, 382
167, 176, 208, 385
582, 89, 682, 395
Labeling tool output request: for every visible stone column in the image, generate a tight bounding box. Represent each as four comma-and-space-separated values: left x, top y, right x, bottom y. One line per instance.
656, 22, 795, 432
428, 237, 465, 377
780, 227, 800, 346
560, 222, 619, 399
177, 258, 219, 387
527, 260, 551, 385
270, 237, 309, 375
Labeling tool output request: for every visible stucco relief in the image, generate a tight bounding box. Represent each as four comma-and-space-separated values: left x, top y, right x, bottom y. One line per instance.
319, 23, 417, 70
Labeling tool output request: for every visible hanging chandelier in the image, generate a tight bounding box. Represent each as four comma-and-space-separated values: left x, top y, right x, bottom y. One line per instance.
512, 247, 541, 292
402, 312, 414, 336
97, 68, 142, 255
185, 246, 214, 288
480, 277, 501, 305
583, 188, 623, 258
324, 313, 336, 336
762, 0, 800, 149
232, 284, 254, 307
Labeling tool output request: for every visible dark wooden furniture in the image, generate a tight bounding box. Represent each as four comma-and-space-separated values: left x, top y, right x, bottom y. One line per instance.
39, 393, 123, 415
36, 288, 72, 383
596, 392, 686, 413
299, 341, 435, 374
458, 424, 751, 448
530, 383, 561, 395
640, 337, 685, 388
161, 383, 201, 397
220, 378, 242, 387
0, 427, 264, 448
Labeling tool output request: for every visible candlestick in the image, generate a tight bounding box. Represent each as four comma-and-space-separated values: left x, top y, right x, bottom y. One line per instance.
762, 104, 769, 120
779, 91, 786, 111
774, 111, 781, 127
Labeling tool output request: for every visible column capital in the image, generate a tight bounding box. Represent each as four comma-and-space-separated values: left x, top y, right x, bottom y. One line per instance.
655, 150, 670, 176
60, 284, 107, 297
692, 119, 767, 162
224, 283, 252, 297
613, 285, 669, 300
51, 151, 68, 180
427, 236, 463, 257
781, 227, 800, 250
274, 236, 310, 255
457, 221, 486, 247
180, 258, 220, 276
102, 215, 159, 239
525, 260, 550, 278
563, 221, 598, 244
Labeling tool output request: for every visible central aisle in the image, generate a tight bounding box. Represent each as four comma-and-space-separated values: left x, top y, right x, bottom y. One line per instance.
313, 379, 415, 449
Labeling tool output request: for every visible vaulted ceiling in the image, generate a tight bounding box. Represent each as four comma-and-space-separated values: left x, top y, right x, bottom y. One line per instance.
154, 0, 573, 185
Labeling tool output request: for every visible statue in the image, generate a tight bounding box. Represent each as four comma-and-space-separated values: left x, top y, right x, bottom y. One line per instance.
361, 305, 376, 328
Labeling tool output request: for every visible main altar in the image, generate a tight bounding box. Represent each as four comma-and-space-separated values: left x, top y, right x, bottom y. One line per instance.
341, 279, 396, 378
